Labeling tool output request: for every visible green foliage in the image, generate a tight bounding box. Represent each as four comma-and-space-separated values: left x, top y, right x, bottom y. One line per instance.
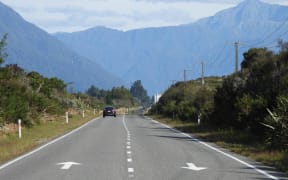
211, 46, 287, 133
263, 96, 288, 150
86, 85, 136, 108
130, 80, 151, 107
152, 77, 221, 122
241, 48, 273, 69
0, 64, 76, 126
0, 80, 29, 125
86, 85, 107, 98
236, 94, 267, 130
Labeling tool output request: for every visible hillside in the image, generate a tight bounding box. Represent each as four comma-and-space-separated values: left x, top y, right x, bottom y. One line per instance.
54, 0, 288, 94
0, 2, 124, 91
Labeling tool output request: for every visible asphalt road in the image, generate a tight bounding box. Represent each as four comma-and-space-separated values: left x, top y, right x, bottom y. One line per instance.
0, 114, 287, 180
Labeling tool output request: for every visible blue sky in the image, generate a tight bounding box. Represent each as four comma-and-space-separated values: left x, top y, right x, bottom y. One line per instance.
1, 0, 288, 33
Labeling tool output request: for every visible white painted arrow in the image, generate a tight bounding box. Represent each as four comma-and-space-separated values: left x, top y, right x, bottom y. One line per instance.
57, 162, 81, 170
181, 163, 207, 171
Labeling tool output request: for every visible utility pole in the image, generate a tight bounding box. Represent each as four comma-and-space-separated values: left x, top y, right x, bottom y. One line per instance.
201, 61, 205, 87
235, 41, 239, 73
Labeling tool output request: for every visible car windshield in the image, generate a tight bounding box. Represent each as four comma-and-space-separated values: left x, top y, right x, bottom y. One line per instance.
105, 107, 114, 111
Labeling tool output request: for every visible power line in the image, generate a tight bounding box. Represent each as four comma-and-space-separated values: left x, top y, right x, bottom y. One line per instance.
208, 42, 229, 67
241, 16, 288, 48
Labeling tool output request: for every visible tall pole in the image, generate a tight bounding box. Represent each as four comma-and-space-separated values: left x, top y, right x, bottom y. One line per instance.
235, 41, 239, 73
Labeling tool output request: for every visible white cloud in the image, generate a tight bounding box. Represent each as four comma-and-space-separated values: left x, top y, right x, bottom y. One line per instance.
1, 0, 287, 33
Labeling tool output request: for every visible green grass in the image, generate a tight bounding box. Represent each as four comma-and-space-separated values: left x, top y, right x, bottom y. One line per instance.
0, 109, 99, 165
150, 114, 288, 174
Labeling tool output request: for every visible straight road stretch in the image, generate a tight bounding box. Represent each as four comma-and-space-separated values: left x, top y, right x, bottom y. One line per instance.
0, 114, 287, 180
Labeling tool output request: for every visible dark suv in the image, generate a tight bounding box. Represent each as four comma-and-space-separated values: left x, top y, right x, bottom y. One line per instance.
103, 106, 116, 118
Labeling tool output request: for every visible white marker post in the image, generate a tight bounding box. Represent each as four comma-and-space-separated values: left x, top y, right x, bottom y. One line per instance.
82, 110, 85, 118
18, 119, 22, 139
65, 112, 69, 124
93, 109, 96, 115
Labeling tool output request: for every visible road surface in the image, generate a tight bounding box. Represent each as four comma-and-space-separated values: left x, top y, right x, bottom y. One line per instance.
0, 114, 287, 180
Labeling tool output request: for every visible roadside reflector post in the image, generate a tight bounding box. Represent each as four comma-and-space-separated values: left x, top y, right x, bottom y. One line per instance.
18, 119, 22, 139
82, 110, 85, 118
198, 113, 201, 125
94, 109, 96, 115
66, 112, 69, 124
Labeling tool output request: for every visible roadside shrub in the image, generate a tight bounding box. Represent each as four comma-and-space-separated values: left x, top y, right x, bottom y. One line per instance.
236, 94, 267, 132
263, 96, 288, 150
0, 81, 30, 125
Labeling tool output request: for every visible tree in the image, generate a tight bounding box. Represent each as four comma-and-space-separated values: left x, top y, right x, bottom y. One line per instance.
130, 80, 151, 107
241, 48, 273, 70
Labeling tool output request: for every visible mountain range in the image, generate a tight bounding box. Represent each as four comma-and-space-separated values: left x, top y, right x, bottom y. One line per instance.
0, 2, 124, 91
1, 0, 288, 95
54, 0, 288, 94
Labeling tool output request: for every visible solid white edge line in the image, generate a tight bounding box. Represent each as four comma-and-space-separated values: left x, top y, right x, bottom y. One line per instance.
147, 117, 280, 180
0, 117, 100, 171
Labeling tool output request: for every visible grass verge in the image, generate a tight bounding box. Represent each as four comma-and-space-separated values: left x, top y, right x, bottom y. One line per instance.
0, 109, 99, 165
150, 114, 288, 174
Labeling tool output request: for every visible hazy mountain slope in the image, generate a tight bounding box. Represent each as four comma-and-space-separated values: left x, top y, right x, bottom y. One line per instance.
54, 0, 288, 94
0, 2, 124, 91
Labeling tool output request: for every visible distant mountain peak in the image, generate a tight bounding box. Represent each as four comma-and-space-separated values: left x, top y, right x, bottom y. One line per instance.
237, 0, 268, 11
239, 0, 263, 6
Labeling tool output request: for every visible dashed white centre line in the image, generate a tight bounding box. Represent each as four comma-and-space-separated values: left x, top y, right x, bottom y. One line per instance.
123, 114, 135, 178
128, 168, 134, 173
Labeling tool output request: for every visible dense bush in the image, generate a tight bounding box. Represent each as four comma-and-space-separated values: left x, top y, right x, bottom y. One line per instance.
0, 80, 29, 125
0, 64, 70, 126
211, 44, 288, 135
264, 96, 288, 150
151, 78, 220, 122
